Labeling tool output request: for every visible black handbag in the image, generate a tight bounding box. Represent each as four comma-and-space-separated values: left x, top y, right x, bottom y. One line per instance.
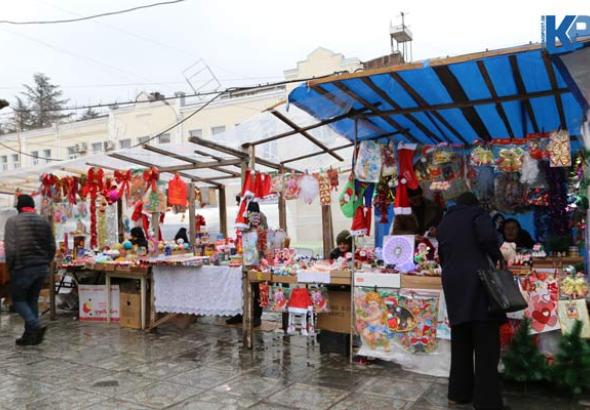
477, 257, 528, 313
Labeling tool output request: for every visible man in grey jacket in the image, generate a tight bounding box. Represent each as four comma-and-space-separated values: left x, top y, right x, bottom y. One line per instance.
5, 195, 56, 345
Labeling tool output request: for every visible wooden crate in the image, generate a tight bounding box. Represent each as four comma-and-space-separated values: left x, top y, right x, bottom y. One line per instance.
401, 275, 442, 290
248, 270, 272, 282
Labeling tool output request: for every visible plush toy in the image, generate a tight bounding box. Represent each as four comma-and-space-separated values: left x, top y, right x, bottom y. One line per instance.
500, 242, 517, 266
287, 288, 314, 336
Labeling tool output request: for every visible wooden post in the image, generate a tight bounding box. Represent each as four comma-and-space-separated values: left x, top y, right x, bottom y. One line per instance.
242, 145, 255, 349
117, 198, 125, 243
188, 182, 196, 250
47, 203, 56, 321
278, 166, 287, 233
152, 212, 160, 245
321, 204, 334, 259
219, 185, 227, 238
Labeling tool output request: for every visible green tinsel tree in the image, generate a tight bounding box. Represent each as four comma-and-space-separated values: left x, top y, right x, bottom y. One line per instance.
551, 320, 590, 394
502, 318, 547, 383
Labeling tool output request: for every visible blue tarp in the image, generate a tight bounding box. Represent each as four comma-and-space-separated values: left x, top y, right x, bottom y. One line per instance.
288, 42, 590, 145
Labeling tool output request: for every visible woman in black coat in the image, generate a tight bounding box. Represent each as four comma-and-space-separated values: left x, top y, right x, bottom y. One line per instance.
437, 192, 508, 410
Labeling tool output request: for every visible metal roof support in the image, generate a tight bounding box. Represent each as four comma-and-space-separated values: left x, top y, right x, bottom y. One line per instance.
159, 159, 242, 173
476, 61, 515, 138
432, 65, 491, 141
509, 55, 539, 134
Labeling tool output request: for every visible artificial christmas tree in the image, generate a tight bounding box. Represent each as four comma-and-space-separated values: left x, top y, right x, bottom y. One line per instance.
502, 318, 547, 384
551, 320, 590, 394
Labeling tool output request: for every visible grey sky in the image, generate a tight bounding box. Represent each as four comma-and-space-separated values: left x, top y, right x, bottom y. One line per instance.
0, 0, 587, 114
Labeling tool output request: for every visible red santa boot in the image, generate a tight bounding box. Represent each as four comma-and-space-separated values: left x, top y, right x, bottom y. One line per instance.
351, 206, 368, 236
394, 143, 419, 215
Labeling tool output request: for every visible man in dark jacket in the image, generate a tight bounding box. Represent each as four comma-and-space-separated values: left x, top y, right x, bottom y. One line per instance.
437, 192, 508, 410
392, 186, 443, 240
5, 194, 56, 345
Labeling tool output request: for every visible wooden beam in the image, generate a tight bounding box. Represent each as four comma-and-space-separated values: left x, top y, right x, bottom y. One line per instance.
194, 150, 242, 170
360, 87, 570, 118
360, 77, 443, 143
250, 107, 370, 146
159, 159, 242, 173
176, 171, 221, 188
188, 182, 196, 251
189, 137, 301, 173
269, 110, 344, 161
142, 144, 240, 177
330, 82, 419, 143
278, 166, 287, 232
321, 205, 334, 260
433, 65, 491, 140
509, 55, 539, 133
390, 71, 468, 143
542, 51, 567, 130
476, 60, 515, 138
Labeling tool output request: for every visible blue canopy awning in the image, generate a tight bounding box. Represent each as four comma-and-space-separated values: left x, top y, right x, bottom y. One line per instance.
288, 42, 590, 145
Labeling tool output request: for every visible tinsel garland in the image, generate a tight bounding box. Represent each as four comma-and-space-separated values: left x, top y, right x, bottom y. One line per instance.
90, 199, 97, 248
546, 165, 568, 237
98, 204, 107, 249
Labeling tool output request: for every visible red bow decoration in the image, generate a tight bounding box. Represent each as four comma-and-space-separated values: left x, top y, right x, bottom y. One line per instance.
82, 168, 104, 199
131, 201, 151, 234
41, 173, 58, 198
196, 214, 206, 233
114, 170, 132, 199
143, 167, 159, 193
410, 336, 430, 345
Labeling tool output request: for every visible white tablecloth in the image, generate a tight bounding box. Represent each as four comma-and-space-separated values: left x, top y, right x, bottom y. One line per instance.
153, 265, 243, 316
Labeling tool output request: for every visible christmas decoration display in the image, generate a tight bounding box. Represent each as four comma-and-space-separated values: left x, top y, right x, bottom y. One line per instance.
316, 172, 331, 205
550, 320, 590, 394
548, 129, 572, 167
502, 318, 548, 383
557, 299, 590, 338
355, 140, 382, 183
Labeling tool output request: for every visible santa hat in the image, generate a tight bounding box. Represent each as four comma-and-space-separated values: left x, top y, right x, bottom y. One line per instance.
351, 206, 371, 236
240, 169, 255, 199
394, 143, 419, 215
253, 172, 275, 201
234, 199, 249, 230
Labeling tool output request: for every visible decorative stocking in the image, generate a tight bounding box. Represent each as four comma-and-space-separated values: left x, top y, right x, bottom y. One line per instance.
394, 143, 419, 215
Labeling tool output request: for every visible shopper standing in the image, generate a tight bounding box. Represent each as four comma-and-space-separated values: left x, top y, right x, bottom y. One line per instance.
5, 195, 56, 346
437, 192, 509, 410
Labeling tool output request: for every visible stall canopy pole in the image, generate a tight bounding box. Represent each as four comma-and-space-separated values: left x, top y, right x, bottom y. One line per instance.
241, 145, 254, 349
188, 182, 196, 252
219, 185, 228, 238
278, 166, 287, 233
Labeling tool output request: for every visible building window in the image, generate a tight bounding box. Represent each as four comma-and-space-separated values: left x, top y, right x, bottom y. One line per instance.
12, 154, 19, 169
43, 149, 51, 163
67, 147, 79, 160
158, 133, 171, 144
119, 139, 131, 149
1, 155, 7, 171
138, 136, 150, 145
261, 140, 279, 161
189, 129, 202, 138
211, 126, 226, 136
31, 151, 39, 166
92, 142, 103, 153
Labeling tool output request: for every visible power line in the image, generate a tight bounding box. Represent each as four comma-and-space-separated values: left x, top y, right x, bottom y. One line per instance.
0, 0, 187, 25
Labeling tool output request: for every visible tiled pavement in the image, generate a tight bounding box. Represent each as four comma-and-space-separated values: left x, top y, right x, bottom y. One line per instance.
0, 312, 589, 409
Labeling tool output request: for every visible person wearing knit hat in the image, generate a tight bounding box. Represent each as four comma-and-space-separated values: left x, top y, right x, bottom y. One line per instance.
5, 194, 56, 346
330, 230, 353, 259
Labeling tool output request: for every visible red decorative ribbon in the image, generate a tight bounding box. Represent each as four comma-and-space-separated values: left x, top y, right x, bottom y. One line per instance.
61, 176, 79, 205
143, 167, 159, 193
196, 214, 206, 233
115, 169, 132, 199
82, 167, 104, 199
131, 201, 151, 234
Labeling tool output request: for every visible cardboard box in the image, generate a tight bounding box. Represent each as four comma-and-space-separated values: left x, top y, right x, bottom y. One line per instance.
119, 290, 150, 329
317, 291, 352, 334
330, 277, 351, 285
330, 269, 351, 279
401, 275, 442, 290
272, 275, 298, 284
354, 272, 400, 288
248, 270, 272, 282
78, 285, 120, 322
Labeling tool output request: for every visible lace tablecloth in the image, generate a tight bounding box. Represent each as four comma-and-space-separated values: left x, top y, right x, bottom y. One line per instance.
153, 265, 243, 316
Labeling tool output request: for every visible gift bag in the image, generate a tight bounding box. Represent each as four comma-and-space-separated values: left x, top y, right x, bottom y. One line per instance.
524, 287, 560, 334
381, 141, 397, 178
436, 290, 451, 340
310, 287, 329, 313
354, 140, 382, 183
283, 173, 301, 200
168, 174, 188, 207
557, 299, 590, 338
270, 286, 291, 312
